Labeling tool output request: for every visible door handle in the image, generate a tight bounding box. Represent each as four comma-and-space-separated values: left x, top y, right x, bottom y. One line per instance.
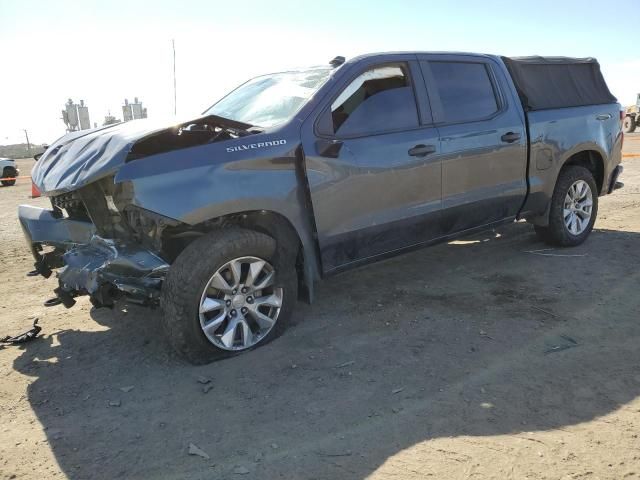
501, 132, 521, 143
408, 144, 436, 157
596, 114, 612, 121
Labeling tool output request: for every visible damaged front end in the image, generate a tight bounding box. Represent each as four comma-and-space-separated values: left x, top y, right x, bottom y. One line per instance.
20, 114, 272, 309
19, 180, 172, 309
20, 114, 260, 308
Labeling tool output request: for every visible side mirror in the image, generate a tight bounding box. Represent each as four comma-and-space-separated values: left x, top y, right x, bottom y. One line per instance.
34, 145, 48, 162
315, 139, 343, 158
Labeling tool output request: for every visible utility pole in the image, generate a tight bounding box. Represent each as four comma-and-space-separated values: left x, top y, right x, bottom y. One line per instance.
23, 129, 31, 155
172, 39, 177, 116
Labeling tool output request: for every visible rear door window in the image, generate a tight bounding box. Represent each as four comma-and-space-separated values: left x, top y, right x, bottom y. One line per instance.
426, 61, 499, 123
330, 65, 419, 137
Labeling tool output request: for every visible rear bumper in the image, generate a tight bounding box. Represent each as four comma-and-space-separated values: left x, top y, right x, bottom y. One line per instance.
18, 205, 169, 306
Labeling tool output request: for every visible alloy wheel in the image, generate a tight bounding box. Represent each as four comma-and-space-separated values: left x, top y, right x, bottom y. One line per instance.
198, 256, 283, 351
563, 180, 593, 235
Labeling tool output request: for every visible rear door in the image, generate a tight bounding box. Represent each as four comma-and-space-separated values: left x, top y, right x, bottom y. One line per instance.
418, 55, 527, 234
301, 58, 442, 272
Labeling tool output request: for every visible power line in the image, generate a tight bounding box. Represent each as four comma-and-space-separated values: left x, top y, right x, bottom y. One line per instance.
172, 39, 177, 116
23, 129, 31, 154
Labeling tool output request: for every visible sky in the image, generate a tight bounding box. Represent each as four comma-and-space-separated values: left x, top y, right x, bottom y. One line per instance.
1, 0, 639, 145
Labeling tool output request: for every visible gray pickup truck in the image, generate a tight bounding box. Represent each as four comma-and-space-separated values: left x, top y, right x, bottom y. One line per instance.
19, 52, 623, 363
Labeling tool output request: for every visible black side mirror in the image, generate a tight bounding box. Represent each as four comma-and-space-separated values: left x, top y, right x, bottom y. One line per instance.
315, 139, 343, 158
34, 145, 48, 162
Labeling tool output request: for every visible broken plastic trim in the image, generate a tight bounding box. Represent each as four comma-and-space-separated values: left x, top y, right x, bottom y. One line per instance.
1, 319, 41, 345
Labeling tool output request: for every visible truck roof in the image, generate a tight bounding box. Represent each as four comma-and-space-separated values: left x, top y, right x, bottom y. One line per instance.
345, 51, 499, 63
342, 52, 617, 111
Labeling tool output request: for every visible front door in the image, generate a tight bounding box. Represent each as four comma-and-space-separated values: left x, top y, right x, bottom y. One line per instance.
301, 59, 442, 272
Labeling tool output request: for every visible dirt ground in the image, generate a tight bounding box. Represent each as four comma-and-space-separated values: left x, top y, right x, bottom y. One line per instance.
1, 136, 639, 480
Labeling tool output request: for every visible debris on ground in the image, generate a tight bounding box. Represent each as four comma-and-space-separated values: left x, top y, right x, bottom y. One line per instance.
202, 384, 213, 394
531, 305, 559, 318
336, 360, 355, 368
196, 376, 210, 384
188, 443, 210, 459
525, 248, 587, 258
108, 400, 121, 407
392, 387, 404, 395
119, 386, 134, 393
270, 443, 279, 449
1, 319, 41, 346
233, 465, 250, 475
479, 330, 494, 340
544, 335, 580, 354
316, 450, 352, 457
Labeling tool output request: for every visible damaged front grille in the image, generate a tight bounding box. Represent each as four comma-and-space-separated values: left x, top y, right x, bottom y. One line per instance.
51, 191, 82, 210
51, 191, 88, 220
51, 179, 129, 239
50, 178, 182, 259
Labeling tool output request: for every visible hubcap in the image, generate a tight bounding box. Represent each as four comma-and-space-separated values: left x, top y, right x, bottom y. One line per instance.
198, 256, 282, 351
563, 180, 593, 236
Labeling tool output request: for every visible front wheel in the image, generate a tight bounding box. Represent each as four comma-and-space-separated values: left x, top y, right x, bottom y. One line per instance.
534, 165, 598, 247
161, 228, 297, 364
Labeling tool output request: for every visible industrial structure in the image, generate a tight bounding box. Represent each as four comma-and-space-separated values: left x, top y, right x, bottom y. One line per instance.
122, 97, 147, 122
61, 99, 91, 132
61, 97, 147, 132
103, 113, 120, 126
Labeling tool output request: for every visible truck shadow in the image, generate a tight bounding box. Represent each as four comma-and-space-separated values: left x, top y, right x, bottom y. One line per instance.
12, 223, 640, 479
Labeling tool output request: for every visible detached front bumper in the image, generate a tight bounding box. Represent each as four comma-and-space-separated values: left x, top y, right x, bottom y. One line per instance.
18, 205, 169, 307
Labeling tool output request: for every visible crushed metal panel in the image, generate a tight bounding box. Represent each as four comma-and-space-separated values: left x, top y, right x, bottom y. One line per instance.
59, 236, 169, 296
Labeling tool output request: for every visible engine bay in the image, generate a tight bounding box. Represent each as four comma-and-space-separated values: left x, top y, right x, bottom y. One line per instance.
126, 114, 261, 160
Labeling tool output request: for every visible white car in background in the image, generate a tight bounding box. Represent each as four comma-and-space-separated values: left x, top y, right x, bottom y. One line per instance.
0, 158, 19, 186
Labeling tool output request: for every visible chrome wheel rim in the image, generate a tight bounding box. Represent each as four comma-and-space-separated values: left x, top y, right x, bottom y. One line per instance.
198, 256, 282, 351
563, 180, 593, 236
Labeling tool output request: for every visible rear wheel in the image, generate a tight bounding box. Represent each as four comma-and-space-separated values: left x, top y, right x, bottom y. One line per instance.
1, 167, 16, 186
534, 166, 598, 247
161, 228, 297, 364
623, 115, 636, 133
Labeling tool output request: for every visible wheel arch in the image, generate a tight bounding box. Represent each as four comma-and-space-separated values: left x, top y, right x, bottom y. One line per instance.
161, 209, 319, 303
525, 147, 605, 226
560, 148, 605, 194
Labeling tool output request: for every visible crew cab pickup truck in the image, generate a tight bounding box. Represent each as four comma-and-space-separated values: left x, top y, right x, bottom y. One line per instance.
19, 52, 623, 363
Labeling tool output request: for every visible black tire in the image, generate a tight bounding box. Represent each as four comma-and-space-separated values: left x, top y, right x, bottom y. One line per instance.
160, 227, 297, 364
534, 165, 598, 247
1, 167, 16, 187
623, 116, 636, 134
